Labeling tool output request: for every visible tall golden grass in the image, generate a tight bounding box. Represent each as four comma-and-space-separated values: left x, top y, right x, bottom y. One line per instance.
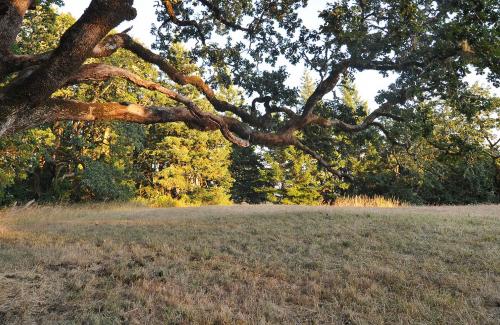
333, 195, 407, 207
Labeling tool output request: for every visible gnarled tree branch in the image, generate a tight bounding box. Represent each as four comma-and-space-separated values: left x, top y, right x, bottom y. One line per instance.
1, 0, 137, 106
46, 98, 301, 149
68, 63, 250, 146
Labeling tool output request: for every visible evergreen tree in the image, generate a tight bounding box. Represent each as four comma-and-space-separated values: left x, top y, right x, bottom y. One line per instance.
135, 43, 234, 207
260, 146, 323, 205
229, 145, 268, 204
258, 72, 326, 205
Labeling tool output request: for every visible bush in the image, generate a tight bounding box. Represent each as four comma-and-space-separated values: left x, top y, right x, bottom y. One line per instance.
79, 160, 134, 202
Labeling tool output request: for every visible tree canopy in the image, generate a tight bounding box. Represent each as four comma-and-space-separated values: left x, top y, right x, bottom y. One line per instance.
0, 0, 498, 180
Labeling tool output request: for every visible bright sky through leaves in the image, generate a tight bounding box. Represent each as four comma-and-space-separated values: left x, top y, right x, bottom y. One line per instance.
62, 0, 498, 109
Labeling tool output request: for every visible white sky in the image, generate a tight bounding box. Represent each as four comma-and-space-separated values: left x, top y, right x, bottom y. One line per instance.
61, 1, 498, 109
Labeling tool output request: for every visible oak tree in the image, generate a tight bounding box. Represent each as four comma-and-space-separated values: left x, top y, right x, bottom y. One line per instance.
0, 0, 497, 178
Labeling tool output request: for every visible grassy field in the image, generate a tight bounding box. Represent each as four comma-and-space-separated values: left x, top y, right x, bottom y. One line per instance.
0, 204, 499, 324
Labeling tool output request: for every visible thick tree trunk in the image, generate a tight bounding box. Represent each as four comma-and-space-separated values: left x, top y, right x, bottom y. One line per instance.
0, 0, 32, 55
0, 0, 137, 136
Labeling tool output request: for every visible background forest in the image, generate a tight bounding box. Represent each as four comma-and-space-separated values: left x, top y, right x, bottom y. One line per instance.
0, 6, 499, 207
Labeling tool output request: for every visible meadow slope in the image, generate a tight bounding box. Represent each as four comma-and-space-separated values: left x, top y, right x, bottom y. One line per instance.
0, 204, 499, 324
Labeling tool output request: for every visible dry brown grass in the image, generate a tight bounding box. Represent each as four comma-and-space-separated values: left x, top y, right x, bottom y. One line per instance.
0, 204, 499, 324
333, 195, 407, 207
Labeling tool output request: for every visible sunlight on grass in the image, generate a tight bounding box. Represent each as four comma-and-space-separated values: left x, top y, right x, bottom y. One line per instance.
333, 195, 407, 207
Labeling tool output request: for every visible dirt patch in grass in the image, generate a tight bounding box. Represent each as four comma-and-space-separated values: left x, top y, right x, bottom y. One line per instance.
0, 204, 499, 324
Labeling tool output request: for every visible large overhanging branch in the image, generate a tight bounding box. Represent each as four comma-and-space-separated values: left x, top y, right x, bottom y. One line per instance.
65, 64, 357, 178
69, 31, 402, 137
47, 98, 302, 149
62, 34, 408, 173
69, 63, 250, 147
65, 63, 402, 179
69, 62, 407, 146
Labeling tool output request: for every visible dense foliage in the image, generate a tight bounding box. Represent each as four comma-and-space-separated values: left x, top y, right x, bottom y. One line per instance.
0, 3, 498, 206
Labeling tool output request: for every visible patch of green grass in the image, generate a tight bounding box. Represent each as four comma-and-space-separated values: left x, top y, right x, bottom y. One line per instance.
0, 204, 499, 324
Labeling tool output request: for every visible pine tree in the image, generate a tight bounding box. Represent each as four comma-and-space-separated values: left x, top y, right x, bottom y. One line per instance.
260, 146, 323, 205
136, 43, 234, 207
229, 145, 268, 204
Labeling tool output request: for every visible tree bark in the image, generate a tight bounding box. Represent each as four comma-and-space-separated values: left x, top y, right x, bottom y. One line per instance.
0, 0, 430, 179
